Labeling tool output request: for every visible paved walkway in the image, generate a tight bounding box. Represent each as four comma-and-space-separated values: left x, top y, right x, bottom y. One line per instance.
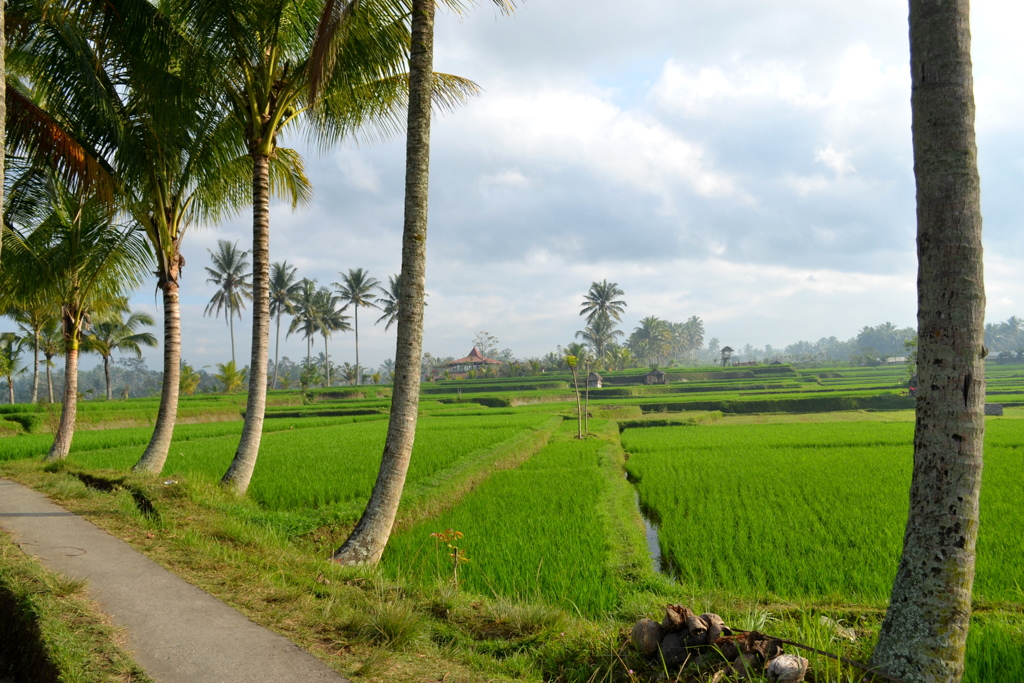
0, 479, 348, 683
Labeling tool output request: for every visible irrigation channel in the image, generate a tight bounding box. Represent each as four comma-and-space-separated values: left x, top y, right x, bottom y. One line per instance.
626, 471, 673, 576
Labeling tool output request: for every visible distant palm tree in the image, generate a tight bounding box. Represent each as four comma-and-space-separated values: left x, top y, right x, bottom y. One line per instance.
313, 288, 352, 386
38, 320, 63, 403
580, 280, 627, 325
576, 314, 623, 366
269, 262, 301, 389
629, 316, 672, 366
0, 333, 27, 404
8, 302, 56, 403
288, 279, 322, 367
374, 273, 403, 331
179, 362, 202, 397
82, 307, 158, 400
204, 240, 252, 365
335, 268, 380, 384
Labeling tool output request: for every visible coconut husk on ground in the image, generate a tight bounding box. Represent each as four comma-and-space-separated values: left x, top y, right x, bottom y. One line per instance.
630, 605, 808, 682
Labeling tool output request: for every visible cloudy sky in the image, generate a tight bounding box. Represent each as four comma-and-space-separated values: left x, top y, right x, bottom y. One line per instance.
123, 0, 1022, 373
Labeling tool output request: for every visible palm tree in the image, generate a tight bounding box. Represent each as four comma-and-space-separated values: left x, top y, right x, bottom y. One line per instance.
166, 0, 475, 496
629, 316, 672, 366
2, 174, 151, 460
179, 362, 202, 396
0, 333, 26, 404
270, 262, 301, 389
203, 240, 253, 365
334, 0, 512, 564
82, 307, 158, 400
580, 280, 627, 325
334, 268, 379, 384
287, 279, 322, 367
575, 314, 623, 366
8, 302, 56, 403
374, 273, 403, 331
213, 360, 247, 393
871, 3, 986, 680
38, 319, 63, 403
313, 287, 352, 386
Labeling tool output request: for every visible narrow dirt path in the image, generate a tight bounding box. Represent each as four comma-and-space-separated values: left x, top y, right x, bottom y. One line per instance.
0, 479, 348, 683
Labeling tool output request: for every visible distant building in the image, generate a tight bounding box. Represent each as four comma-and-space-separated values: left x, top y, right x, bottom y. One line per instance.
768, 359, 784, 366
587, 372, 602, 388
644, 368, 667, 385
444, 347, 503, 375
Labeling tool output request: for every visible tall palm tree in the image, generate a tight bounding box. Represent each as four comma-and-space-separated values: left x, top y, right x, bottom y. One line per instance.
374, 272, 428, 332
313, 287, 352, 386
81, 307, 158, 400
2, 174, 151, 460
203, 240, 253, 365
38, 319, 62, 403
333, 0, 513, 565
287, 279, 323, 367
579, 280, 627, 325
166, 0, 474, 495
871, 2, 986, 680
270, 261, 301, 389
8, 302, 56, 403
334, 267, 379, 384
374, 273, 402, 331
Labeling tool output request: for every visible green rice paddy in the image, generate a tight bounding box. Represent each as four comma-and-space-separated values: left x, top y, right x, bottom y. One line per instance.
2, 361, 1023, 678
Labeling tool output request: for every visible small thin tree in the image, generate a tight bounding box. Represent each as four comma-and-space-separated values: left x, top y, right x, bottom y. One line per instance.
203, 240, 252, 366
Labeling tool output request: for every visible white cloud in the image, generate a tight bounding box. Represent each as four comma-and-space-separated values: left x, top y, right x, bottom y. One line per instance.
451, 85, 739, 205
815, 144, 856, 175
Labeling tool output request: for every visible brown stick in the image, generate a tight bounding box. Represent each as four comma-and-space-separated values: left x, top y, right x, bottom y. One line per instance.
731, 629, 906, 683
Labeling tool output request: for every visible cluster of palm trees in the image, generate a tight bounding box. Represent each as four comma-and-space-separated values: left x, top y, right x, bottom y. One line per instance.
0, 0, 482, 505
572, 281, 706, 369
201, 243, 401, 389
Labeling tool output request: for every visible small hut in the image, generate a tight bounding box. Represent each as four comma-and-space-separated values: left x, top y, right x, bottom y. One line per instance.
644, 368, 666, 385
587, 372, 603, 388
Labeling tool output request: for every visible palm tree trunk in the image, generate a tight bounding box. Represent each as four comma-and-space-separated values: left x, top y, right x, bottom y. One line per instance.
871, 2, 984, 681
134, 280, 181, 473
333, 0, 434, 565
31, 332, 39, 403
324, 335, 330, 386
7, 380, 13, 404
0, 7, 5, 266
221, 154, 271, 494
47, 343, 79, 461
46, 357, 53, 402
273, 312, 281, 389
354, 307, 360, 385
104, 355, 113, 400
229, 313, 236, 366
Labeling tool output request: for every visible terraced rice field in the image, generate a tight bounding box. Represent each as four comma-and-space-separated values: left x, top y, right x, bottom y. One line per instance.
383, 421, 624, 616
621, 419, 1024, 604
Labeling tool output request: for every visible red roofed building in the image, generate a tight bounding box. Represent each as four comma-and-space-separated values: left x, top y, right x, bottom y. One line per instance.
445, 347, 502, 374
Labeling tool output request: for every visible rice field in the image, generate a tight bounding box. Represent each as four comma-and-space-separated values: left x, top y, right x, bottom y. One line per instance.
62, 413, 551, 512
621, 419, 1024, 604
382, 422, 622, 616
